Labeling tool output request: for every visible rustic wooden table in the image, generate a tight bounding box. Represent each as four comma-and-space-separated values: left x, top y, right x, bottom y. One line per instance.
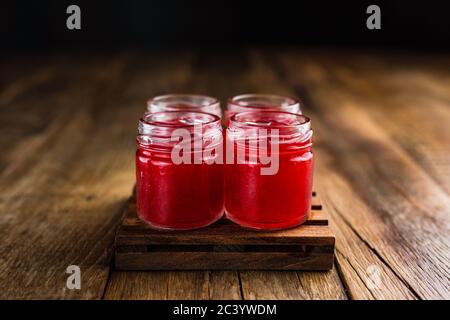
0, 48, 449, 300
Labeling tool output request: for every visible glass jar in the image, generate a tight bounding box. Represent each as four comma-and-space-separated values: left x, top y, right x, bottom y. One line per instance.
226, 94, 301, 125
147, 94, 222, 117
225, 111, 313, 230
136, 111, 224, 230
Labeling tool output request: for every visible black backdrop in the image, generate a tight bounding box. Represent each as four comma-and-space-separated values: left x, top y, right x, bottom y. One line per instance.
1, 0, 450, 51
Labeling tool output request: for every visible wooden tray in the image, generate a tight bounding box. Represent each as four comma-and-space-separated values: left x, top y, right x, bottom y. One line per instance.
114, 192, 335, 270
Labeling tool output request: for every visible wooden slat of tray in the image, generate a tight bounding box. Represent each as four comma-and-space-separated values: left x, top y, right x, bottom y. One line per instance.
115, 251, 333, 271
115, 192, 335, 270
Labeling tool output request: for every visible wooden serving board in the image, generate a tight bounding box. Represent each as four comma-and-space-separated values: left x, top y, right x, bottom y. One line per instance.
114, 192, 335, 270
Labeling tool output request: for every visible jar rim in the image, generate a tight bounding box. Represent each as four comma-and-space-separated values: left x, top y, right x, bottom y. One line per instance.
227, 93, 300, 110
228, 111, 312, 147
140, 110, 221, 130
229, 110, 310, 130
147, 94, 220, 111
138, 111, 222, 148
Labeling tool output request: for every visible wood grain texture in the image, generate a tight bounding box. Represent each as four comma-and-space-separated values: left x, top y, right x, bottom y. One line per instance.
268, 49, 450, 299
104, 271, 242, 300
240, 268, 347, 300
1, 48, 449, 299
0, 50, 194, 299
0, 53, 132, 299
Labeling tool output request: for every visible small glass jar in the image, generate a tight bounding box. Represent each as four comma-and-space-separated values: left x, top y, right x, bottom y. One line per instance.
147, 94, 222, 117
225, 111, 313, 230
226, 94, 301, 125
136, 111, 224, 230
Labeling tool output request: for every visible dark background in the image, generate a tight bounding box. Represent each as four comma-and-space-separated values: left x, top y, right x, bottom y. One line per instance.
1, 0, 450, 51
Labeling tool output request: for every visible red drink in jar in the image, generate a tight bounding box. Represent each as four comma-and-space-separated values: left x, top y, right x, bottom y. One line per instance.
136, 111, 224, 230
225, 111, 313, 230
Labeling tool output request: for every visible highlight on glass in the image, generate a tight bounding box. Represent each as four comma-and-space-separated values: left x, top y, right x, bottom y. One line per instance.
147, 94, 222, 117
136, 110, 224, 230
225, 110, 313, 230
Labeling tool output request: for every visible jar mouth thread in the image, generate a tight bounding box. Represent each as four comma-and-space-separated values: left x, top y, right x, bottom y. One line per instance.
228, 94, 300, 112
139, 111, 221, 130
147, 94, 221, 116
227, 110, 312, 147
138, 111, 222, 152
229, 110, 310, 130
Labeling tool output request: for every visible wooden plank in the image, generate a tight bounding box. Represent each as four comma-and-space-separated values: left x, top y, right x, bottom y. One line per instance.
103, 271, 170, 300
296, 269, 348, 300
272, 50, 450, 299
311, 194, 322, 210
117, 207, 332, 247
208, 271, 242, 300
240, 271, 307, 299
116, 251, 334, 271
240, 267, 346, 300
104, 271, 242, 300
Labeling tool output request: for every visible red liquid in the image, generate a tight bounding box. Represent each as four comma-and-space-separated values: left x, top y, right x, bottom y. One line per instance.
136, 148, 224, 230
225, 112, 313, 230
225, 142, 313, 229
136, 111, 224, 230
